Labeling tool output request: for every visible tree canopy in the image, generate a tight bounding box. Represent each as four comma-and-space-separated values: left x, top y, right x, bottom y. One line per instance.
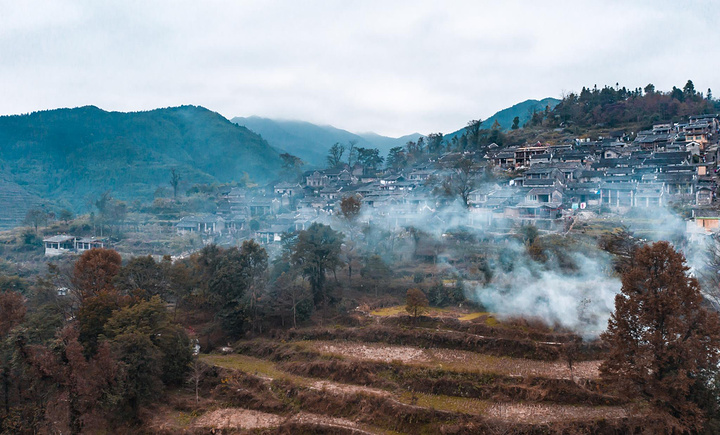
290, 223, 344, 311
600, 241, 720, 432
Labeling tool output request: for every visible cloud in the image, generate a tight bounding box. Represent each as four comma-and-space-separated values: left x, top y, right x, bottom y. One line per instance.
0, 0, 719, 135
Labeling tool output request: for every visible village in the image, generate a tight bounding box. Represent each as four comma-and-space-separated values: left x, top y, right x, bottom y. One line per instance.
163, 115, 719, 247
38, 113, 720, 259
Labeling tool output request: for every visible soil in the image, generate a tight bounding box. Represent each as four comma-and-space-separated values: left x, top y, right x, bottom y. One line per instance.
485, 403, 634, 424
314, 340, 601, 379
193, 408, 283, 429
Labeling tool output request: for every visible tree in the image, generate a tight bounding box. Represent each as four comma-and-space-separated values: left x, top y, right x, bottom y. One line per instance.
356, 147, 384, 174
339, 195, 362, 222
23, 208, 48, 233
327, 143, 345, 168
72, 248, 122, 301
290, 223, 344, 315
438, 157, 476, 207
58, 209, 74, 224
426, 133, 444, 154
465, 119, 482, 148
361, 255, 391, 297
683, 79, 697, 99
600, 241, 720, 432
511, 116, 520, 130
405, 288, 429, 320
280, 153, 304, 181
239, 240, 268, 333
114, 255, 170, 299
0, 291, 25, 337
346, 140, 358, 167
187, 357, 209, 404
105, 296, 192, 416
386, 146, 408, 170
644, 83, 655, 94
170, 168, 181, 199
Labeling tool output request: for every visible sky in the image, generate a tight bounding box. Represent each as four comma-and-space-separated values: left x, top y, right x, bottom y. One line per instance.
1, 0, 719, 137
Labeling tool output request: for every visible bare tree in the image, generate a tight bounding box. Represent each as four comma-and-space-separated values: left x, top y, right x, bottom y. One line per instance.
187, 357, 209, 404
23, 208, 48, 233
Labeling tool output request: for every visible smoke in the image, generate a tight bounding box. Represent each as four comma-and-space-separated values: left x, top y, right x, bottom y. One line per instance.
319, 182, 623, 337
474, 246, 621, 337
317, 179, 703, 338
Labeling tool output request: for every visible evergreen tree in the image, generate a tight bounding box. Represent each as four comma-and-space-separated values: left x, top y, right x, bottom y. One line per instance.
601, 242, 720, 432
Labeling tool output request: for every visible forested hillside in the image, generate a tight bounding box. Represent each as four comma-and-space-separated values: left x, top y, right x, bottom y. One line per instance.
0, 106, 282, 227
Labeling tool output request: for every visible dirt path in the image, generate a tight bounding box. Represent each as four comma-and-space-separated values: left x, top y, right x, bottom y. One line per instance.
486, 403, 633, 424
288, 412, 380, 434
313, 341, 601, 379
311, 380, 392, 398
193, 408, 283, 430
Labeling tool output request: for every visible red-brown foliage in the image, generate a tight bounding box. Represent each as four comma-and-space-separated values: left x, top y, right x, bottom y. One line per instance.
72, 248, 122, 301
0, 290, 26, 336
601, 241, 720, 432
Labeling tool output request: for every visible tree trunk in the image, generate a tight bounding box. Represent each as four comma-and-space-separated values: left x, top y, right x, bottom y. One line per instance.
2, 369, 8, 415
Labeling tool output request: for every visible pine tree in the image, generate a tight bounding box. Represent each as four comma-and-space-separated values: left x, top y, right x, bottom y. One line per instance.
600, 241, 720, 432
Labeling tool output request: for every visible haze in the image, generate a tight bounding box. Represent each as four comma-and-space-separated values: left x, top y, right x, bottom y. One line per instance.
1, 0, 718, 136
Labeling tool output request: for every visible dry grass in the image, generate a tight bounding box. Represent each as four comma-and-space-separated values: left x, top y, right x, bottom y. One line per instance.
201, 354, 307, 384
369, 305, 456, 318
311, 340, 601, 379
370, 306, 407, 317
399, 392, 489, 415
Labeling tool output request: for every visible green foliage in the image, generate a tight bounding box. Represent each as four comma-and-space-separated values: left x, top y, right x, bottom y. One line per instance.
427, 282, 465, 307
0, 105, 282, 222
105, 296, 193, 391
290, 223, 344, 308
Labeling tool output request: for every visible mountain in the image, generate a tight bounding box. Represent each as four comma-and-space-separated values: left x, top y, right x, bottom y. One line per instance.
0, 105, 282, 228
445, 98, 560, 141
355, 131, 425, 153
231, 116, 422, 166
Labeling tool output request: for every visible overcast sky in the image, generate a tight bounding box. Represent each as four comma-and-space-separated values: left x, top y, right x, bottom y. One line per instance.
1, 0, 719, 137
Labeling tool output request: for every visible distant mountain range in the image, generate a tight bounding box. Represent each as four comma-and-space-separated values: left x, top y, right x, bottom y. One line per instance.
444, 98, 560, 141
231, 116, 423, 166
0, 105, 281, 228
233, 98, 559, 166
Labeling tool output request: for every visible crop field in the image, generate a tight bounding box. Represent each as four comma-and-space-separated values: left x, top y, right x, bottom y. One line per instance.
148, 308, 652, 434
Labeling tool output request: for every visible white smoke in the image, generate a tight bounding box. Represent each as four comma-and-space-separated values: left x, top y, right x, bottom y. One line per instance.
474, 248, 621, 338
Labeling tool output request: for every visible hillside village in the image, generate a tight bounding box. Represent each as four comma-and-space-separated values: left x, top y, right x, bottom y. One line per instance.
159, 113, 720, 255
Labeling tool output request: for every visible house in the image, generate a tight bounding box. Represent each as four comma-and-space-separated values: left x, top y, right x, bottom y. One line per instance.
306, 171, 328, 188
43, 235, 76, 256
600, 182, 636, 208
75, 237, 106, 252
514, 143, 548, 168
248, 197, 276, 216
696, 186, 714, 206
565, 183, 601, 207
255, 224, 291, 244
633, 184, 664, 208
525, 187, 563, 205
43, 235, 106, 256
274, 182, 302, 196
175, 215, 226, 234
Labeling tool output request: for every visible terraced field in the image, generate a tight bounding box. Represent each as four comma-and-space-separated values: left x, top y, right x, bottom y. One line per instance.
147, 309, 654, 434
